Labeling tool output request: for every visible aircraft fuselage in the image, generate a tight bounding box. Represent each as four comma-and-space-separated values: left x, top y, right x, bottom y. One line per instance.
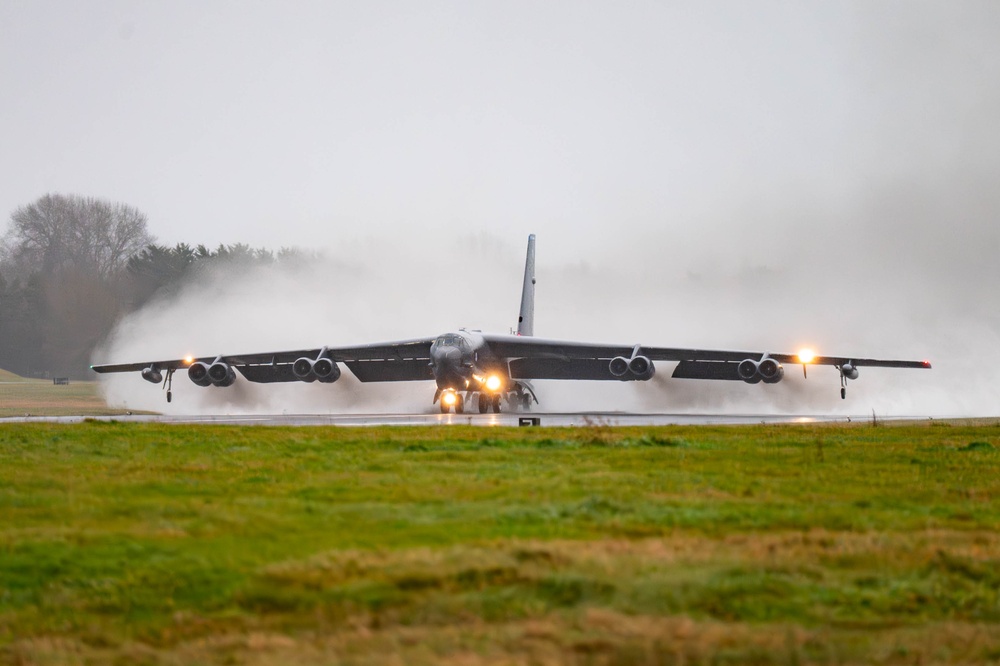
429, 329, 503, 392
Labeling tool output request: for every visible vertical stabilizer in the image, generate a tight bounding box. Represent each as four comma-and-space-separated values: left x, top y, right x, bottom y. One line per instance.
516, 234, 536, 336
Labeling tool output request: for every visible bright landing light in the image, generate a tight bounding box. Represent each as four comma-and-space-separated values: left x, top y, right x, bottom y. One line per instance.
797, 349, 816, 364
485, 375, 503, 392
184, 355, 195, 365
442, 391, 457, 406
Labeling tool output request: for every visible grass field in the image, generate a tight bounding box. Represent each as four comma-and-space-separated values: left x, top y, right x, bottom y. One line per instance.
0, 370, 144, 418
1, 421, 999, 664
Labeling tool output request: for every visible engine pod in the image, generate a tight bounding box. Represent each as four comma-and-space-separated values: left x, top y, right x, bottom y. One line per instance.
609, 356, 629, 378
188, 361, 213, 387
758, 358, 784, 384
737, 359, 761, 384
313, 357, 341, 383
208, 362, 236, 387
292, 357, 316, 381
628, 355, 655, 381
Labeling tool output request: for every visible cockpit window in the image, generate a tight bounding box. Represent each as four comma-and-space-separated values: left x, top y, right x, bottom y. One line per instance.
434, 334, 467, 349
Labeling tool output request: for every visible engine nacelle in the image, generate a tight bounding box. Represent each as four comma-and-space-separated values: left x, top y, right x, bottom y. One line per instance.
292, 355, 340, 383
628, 355, 655, 381
187, 361, 213, 387
841, 363, 859, 381
758, 358, 784, 384
208, 362, 236, 387
292, 357, 317, 382
737, 359, 762, 384
609, 356, 629, 378
141, 366, 162, 384
312, 357, 341, 384
189, 361, 236, 387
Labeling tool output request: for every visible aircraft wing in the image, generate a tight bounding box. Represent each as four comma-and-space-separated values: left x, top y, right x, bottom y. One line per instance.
91, 337, 436, 383
481, 334, 930, 381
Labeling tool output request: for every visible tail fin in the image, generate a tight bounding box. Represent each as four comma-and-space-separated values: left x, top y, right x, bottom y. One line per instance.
516, 234, 536, 336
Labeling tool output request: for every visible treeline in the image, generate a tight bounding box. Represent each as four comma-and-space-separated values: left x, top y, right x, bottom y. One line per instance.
0, 193, 305, 378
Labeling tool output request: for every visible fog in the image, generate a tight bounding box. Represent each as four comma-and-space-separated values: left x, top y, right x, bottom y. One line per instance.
96, 223, 996, 416
4, 2, 998, 416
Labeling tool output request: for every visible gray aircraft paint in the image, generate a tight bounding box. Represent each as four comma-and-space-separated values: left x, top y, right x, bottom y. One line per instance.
517, 234, 536, 337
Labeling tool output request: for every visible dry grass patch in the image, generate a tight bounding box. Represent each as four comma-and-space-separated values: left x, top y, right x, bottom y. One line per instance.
0, 378, 148, 417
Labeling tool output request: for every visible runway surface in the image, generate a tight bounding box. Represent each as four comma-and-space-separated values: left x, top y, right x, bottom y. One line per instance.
1, 412, 934, 426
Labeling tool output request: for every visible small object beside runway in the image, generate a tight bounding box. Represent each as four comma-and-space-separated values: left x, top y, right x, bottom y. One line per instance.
519, 417, 541, 427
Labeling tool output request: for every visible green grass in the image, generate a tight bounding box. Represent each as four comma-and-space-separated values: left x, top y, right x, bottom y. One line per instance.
1, 422, 999, 664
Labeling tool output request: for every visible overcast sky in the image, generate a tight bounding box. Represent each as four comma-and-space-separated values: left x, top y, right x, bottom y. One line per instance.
4, 1, 999, 414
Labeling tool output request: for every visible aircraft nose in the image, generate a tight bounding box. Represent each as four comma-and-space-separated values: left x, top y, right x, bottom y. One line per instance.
432, 345, 469, 389
435, 346, 459, 363
431, 345, 460, 369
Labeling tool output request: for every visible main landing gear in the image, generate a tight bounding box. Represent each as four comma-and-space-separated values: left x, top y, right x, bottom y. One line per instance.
438, 389, 534, 414
440, 391, 502, 414
478, 392, 531, 413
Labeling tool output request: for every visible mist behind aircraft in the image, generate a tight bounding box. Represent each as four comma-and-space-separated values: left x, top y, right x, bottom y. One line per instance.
95, 229, 990, 417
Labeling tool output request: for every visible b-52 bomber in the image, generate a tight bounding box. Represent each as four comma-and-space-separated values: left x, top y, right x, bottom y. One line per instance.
92, 235, 931, 412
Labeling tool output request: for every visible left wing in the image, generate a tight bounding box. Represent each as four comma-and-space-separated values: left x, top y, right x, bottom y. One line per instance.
481, 334, 930, 381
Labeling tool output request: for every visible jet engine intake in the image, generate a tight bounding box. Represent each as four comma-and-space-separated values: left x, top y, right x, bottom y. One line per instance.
609, 356, 629, 378
608, 354, 655, 380
841, 363, 859, 380
208, 362, 236, 387
737, 359, 761, 384
312, 357, 341, 383
141, 366, 162, 384
758, 358, 784, 384
187, 361, 213, 387
628, 355, 655, 381
292, 357, 317, 382
292, 354, 340, 383
189, 360, 237, 387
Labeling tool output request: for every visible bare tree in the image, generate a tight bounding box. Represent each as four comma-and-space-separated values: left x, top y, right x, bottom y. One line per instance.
3, 193, 155, 280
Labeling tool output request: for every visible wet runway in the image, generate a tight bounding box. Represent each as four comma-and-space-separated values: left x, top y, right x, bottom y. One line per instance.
1, 411, 931, 426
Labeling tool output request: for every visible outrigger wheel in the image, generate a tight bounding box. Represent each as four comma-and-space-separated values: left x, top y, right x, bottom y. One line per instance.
164, 369, 175, 403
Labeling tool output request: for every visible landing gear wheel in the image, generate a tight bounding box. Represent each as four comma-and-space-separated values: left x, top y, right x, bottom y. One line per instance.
440, 401, 450, 414
492, 394, 502, 413
478, 394, 489, 413
520, 394, 531, 410
455, 394, 465, 414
